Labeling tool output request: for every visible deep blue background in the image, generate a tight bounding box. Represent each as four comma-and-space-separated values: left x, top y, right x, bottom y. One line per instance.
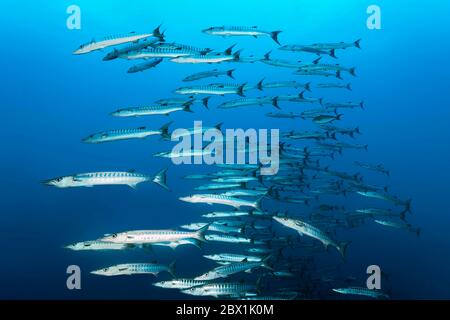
1, 0, 450, 299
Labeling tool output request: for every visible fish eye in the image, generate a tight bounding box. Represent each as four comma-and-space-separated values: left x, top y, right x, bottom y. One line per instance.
103, 268, 108, 272
56, 177, 63, 182
112, 234, 117, 238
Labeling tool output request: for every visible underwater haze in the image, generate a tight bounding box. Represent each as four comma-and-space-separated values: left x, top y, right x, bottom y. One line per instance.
1, 0, 450, 299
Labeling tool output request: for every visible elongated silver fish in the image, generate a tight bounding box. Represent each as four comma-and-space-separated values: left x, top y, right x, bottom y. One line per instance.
183, 69, 235, 82
332, 287, 389, 299
123, 48, 193, 59
182, 282, 259, 298
65, 240, 135, 251
91, 261, 175, 277
153, 278, 211, 289
374, 219, 420, 236
127, 58, 163, 73
179, 194, 262, 210
43, 168, 168, 190
175, 83, 247, 96
273, 216, 349, 257
261, 51, 303, 68
100, 224, 209, 246
194, 256, 271, 280
82, 122, 171, 143
73, 26, 163, 55
111, 102, 192, 117
203, 26, 282, 45
218, 96, 278, 109
171, 45, 241, 64
204, 253, 263, 264
279, 44, 337, 58
102, 37, 160, 61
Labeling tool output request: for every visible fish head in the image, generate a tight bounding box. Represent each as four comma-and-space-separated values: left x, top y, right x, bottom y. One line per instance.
90, 266, 121, 276
153, 280, 182, 289
82, 133, 107, 143
101, 232, 126, 243
42, 175, 79, 188
203, 254, 219, 261
64, 241, 89, 251
181, 286, 205, 296
110, 109, 133, 117
179, 195, 195, 203
201, 27, 215, 34
194, 271, 215, 281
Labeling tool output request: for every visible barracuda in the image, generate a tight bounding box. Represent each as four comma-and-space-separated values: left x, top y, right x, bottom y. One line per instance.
217, 96, 279, 109
111, 102, 192, 117
194, 256, 271, 280
154, 149, 214, 159
262, 51, 303, 68
171, 45, 241, 64
179, 194, 262, 210
202, 210, 269, 218
169, 122, 223, 140
279, 44, 337, 58
273, 216, 349, 257
181, 282, 258, 298
102, 37, 160, 61
73, 26, 163, 55
202, 26, 282, 45
42, 168, 168, 190
155, 42, 213, 55
258, 79, 311, 92
180, 222, 242, 234
65, 240, 135, 251
307, 39, 361, 51
266, 111, 302, 119
316, 82, 352, 91
332, 287, 389, 299
205, 234, 257, 244
175, 83, 247, 96
183, 69, 235, 82
153, 278, 211, 289
298, 57, 356, 76
91, 261, 175, 277
195, 183, 242, 191
127, 58, 163, 73
123, 47, 194, 59
82, 122, 172, 143
203, 253, 263, 264
100, 224, 209, 246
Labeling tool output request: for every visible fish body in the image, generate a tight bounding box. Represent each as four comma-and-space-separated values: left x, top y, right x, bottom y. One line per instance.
182, 282, 258, 298
153, 278, 210, 289
102, 37, 160, 60
332, 287, 389, 299
183, 69, 235, 82
179, 194, 262, 210
111, 103, 192, 117
127, 58, 163, 73
73, 26, 163, 54
273, 216, 349, 257
175, 83, 246, 96
194, 257, 271, 280
82, 123, 170, 143
91, 261, 175, 277
65, 240, 133, 251
203, 26, 281, 45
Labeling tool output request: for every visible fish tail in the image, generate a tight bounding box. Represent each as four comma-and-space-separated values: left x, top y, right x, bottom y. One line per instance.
272, 96, 280, 109
202, 96, 211, 109
305, 82, 312, 92
168, 261, 176, 278
159, 121, 173, 140
336, 70, 343, 79
261, 254, 274, 271
350, 67, 357, 77
263, 50, 272, 61
183, 103, 194, 113
153, 24, 164, 40
195, 223, 210, 242
237, 83, 246, 97
360, 101, 364, 109
270, 31, 282, 45
224, 43, 236, 55
152, 167, 169, 190
329, 48, 337, 58
338, 241, 351, 258
256, 78, 265, 91
254, 196, 264, 211
346, 83, 352, 91
355, 38, 362, 49
227, 69, 236, 79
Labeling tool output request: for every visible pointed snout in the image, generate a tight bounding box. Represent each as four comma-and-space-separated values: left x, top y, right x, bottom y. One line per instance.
41, 179, 54, 186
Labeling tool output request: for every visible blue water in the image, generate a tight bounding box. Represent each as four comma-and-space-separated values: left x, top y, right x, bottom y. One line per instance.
1, 0, 450, 299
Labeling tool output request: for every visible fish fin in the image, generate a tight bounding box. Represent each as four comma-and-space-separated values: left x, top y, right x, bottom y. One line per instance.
202, 96, 210, 109
272, 96, 280, 109
224, 43, 236, 55
152, 167, 169, 190
255, 196, 264, 211
354, 38, 362, 49
347, 83, 352, 91
128, 183, 138, 189
183, 103, 194, 113
313, 56, 322, 64
329, 49, 337, 58
195, 223, 211, 242
270, 31, 282, 45
159, 121, 173, 140
227, 69, 235, 79
263, 50, 272, 61
214, 122, 224, 131
168, 261, 176, 277
305, 82, 312, 92
237, 83, 246, 97
336, 70, 343, 80
256, 78, 265, 91
350, 67, 357, 77
338, 241, 351, 258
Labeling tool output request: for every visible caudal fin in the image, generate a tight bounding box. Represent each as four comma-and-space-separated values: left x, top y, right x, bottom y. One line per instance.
304, 82, 312, 92
168, 261, 176, 278
329, 49, 337, 59
152, 167, 169, 190
183, 102, 194, 113
256, 78, 265, 91
338, 241, 350, 258
272, 96, 280, 109
349, 67, 357, 77
153, 24, 164, 40
159, 121, 173, 140
195, 223, 210, 242
227, 69, 235, 79
224, 44, 236, 55
270, 31, 282, 45
202, 96, 210, 110
354, 38, 362, 49
254, 196, 264, 211
346, 83, 352, 91
237, 83, 246, 97
263, 50, 272, 61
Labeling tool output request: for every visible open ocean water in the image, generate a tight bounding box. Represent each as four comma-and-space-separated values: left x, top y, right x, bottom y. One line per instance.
1, 0, 450, 299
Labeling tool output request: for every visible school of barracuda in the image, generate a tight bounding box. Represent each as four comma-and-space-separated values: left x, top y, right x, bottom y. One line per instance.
45, 24, 418, 299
